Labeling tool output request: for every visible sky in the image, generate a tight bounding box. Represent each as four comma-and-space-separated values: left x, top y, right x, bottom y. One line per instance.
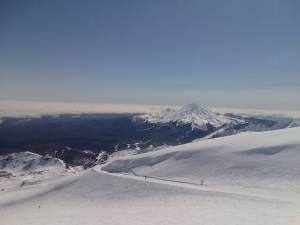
0, 0, 299, 110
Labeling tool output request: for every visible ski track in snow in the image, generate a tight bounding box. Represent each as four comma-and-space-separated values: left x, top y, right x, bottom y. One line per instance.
94, 168, 297, 204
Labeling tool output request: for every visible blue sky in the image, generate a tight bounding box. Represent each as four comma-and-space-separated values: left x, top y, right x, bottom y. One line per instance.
0, 0, 299, 110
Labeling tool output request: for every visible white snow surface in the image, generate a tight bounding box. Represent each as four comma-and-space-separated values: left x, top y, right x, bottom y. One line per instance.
0, 152, 69, 201
136, 103, 242, 129
102, 127, 300, 200
0, 151, 66, 176
1, 128, 300, 225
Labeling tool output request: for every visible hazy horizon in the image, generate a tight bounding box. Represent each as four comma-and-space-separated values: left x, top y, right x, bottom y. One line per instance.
1, 100, 300, 119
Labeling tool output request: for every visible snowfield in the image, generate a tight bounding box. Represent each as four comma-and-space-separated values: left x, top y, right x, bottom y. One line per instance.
1, 128, 300, 225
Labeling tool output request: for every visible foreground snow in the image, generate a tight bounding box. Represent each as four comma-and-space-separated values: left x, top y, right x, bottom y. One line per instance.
1, 128, 300, 225
1, 169, 299, 225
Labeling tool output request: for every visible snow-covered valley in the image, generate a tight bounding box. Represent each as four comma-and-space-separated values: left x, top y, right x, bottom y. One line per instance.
1, 127, 300, 225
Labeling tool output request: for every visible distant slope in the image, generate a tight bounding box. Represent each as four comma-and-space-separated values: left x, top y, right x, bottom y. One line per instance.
0, 151, 66, 176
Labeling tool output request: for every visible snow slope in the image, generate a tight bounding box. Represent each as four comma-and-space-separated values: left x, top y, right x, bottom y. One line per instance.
0, 152, 68, 193
1, 128, 300, 225
0, 169, 299, 225
136, 103, 242, 129
0, 151, 66, 176
102, 127, 300, 200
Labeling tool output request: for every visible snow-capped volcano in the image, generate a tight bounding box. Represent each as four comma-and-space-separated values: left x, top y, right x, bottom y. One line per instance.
137, 103, 238, 129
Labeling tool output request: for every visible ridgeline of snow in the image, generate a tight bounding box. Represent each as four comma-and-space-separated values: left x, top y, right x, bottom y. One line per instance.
0, 151, 66, 176
136, 103, 243, 129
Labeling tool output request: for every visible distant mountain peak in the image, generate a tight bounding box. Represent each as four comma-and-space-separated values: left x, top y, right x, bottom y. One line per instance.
178, 103, 214, 117
136, 103, 234, 129
179, 103, 207, 113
